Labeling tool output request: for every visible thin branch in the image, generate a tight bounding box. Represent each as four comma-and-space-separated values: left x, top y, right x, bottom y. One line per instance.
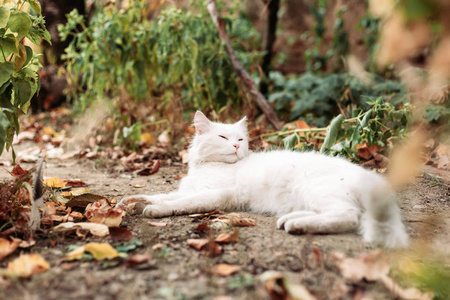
206, 0, 282, 130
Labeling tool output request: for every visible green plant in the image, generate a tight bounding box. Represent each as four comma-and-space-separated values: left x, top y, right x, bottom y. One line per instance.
267, 71, 407, 127
59, 0, 262, 116
0, 0, 51, 156
265, 96, 410, 162
304, 1, 350, 72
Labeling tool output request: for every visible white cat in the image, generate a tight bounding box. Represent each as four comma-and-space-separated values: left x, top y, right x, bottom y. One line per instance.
119, 111, 409, 248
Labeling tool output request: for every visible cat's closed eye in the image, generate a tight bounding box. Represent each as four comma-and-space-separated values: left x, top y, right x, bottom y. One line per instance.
219, 135, 228, 140
238, 138, 243, 141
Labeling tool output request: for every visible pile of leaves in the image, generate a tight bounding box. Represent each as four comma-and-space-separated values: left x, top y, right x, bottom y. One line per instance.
0, 165, 33, 234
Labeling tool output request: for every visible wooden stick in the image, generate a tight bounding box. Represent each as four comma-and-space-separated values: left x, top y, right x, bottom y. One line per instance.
206, 0, 282, 130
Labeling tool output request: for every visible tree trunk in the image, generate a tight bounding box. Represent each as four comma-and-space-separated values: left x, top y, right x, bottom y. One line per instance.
260, 0, 279, 96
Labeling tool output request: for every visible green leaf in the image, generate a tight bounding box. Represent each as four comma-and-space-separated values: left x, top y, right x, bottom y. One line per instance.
320, 114, 344, 153
0, 35, 18, 56
7, 11, 32, 40
26, 0, 42, 16
283, 133, 298, 150
12, 78, 32, 108
0, 7, 10, 28
0, 62, 14, 86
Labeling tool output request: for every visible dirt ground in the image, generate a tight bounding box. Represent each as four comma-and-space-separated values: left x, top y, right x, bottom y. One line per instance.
0, 149, 449, 300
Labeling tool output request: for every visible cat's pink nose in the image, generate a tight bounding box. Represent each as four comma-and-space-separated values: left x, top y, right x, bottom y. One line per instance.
233, 144, 239, 150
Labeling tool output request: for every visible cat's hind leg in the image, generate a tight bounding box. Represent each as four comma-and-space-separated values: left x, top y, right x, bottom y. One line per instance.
283, 209, 359, 235
276, 211, 318, 230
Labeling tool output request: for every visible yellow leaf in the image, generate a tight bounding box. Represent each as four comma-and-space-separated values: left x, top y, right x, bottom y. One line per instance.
43, 177, 67, 188
43, 126, 56, 136
7, 254, 50, 278
65, 245, 86, 261
60, 187, 90, 197
140, 132, 156, 146
85, 243, 119, 260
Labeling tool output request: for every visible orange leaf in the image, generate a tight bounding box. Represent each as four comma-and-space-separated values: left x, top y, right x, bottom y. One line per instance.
0, 238, 21, 261
7, 254, 50, 277
215, 229, 239, 243
214, 213, 256, 227
211, 264, 241, 276
296, 120, 310, 129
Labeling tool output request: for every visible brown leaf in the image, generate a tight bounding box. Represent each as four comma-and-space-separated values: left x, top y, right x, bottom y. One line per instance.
85, 199, 125, 227
214, 213, 256, 227
333, 250, 389, 282
7, 254, 50, 278
187, 239, 222, 257
136, 159, 160, 176
125, 252, 152, 268
0, 238, 21, 261
109, 227, 134, 242
211, 264, 241, 276
63, 179, 88, 187
380, 274, 433, 300
215, 229, 239, 243
194, 222, 210, 232
9, 164, 29, 177
66, 193, 106, 208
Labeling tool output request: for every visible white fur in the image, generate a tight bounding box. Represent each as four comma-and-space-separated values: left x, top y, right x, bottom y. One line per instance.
119, 111, 409, 248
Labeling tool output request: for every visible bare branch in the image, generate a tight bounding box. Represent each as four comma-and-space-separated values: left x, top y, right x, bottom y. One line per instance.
206, 0, 282, 130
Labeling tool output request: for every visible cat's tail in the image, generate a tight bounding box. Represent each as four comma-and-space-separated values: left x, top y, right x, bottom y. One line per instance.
359, 179, 409, 249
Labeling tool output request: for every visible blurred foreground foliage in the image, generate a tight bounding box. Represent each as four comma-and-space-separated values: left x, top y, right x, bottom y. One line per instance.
0, 0, 51, 156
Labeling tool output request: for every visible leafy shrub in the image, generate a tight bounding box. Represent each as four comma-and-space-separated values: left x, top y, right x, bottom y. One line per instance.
268, 71, 407, 127
0, 0, 51, 156
59, 0, 262, 114
280, 96, 410, 161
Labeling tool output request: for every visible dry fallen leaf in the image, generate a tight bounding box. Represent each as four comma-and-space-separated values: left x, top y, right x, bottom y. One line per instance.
126, 252, 152, 268
187, 239, 222, 257
141, 132, 156, 146
61, 187, 90, 197
189, 211, 221, 219
66, 193, 106, 208
211, 264, 241, 276
260, 271, 316, 300
43, 177, 67, 188
333, 250, 389, 282
54, 222, 109, 237
0, 238, 21, 261
147, 221, 168, 227
65, 243, 119, 261
213, 213, 256, 227
85, 199, 125, 227
65, 245, 87, 261
109, 227, 134, 242
63, 179, 88, 187
7, 254, 50, 278
85, 242, 119, 260
215, 229, 239, 243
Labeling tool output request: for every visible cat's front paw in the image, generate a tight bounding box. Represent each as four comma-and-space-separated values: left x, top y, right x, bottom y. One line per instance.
142, 204, 171, 218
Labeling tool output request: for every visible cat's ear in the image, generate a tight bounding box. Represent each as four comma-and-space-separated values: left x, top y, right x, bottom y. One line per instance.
194, 111, 212, 135
236, 116, 248, 131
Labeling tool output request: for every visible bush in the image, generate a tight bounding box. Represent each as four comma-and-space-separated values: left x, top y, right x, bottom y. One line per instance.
0, 0, 51, 156
59, 0, 262, 113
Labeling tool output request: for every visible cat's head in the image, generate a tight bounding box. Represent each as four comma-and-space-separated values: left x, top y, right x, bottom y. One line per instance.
189, 111, 249, 165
